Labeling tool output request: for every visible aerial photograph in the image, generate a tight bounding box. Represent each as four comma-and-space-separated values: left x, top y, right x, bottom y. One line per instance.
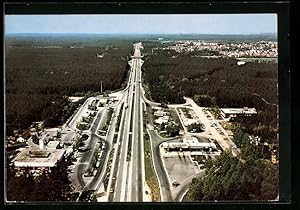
5, 14, 278, 202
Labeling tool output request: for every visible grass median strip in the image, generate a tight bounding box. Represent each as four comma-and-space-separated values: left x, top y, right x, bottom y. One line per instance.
144, 133, 160, 201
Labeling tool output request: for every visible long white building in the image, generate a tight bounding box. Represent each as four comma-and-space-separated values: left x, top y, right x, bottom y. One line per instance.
220, 107, 257, 120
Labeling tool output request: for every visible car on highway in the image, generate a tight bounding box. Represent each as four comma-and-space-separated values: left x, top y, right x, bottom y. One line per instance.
110, 188, 114, 193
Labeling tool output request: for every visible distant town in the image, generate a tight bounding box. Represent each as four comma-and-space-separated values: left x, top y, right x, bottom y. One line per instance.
158, 40, 277, 58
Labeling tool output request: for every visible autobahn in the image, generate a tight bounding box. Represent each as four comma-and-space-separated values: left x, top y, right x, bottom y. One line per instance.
73, 43, 198, 202
129, 45, 144, 202
107, 43, 145, 202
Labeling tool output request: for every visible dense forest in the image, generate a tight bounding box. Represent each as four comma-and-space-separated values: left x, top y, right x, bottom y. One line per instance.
186, 129, 278, 201
143, 49, 278, 143
6, 157, 76, 201
143, 48, 278, 201
5, 36, 133, 134
143, 50, 277, 106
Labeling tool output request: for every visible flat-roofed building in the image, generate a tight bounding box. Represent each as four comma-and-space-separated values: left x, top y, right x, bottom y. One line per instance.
220, 107, 257, 120
163, 136, 217, 152
154, 110, 169, 117
13, 148, 65, 169
154, 117, 169, 125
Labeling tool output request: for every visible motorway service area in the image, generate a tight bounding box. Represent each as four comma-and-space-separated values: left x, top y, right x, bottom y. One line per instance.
10, 43, 241, 202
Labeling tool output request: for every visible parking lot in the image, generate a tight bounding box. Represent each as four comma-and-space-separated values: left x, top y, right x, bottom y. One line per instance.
163, 154, 199, 188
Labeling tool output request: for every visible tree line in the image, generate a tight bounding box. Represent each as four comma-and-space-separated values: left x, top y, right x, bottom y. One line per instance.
6, 157, 76, 201
5, 37, 133, 134
186, 128, 278, 201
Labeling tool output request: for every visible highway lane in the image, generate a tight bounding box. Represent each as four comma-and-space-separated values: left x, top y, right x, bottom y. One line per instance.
148, 129, 173, 201
109, 56, 136, 201
108, 43, 145, 202
107, 102, 127, 201
130, 57, 144, 202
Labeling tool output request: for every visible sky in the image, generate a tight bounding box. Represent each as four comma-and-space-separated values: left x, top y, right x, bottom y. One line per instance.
5, 14, 277, 35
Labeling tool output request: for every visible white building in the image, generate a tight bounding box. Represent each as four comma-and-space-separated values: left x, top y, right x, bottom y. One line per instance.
99, 98, 108, 106
220, 107, 257, 120
13, 148, 65, 169
16, 137, 25, 143
154, 110, 169, 117
163, 136, 217, 151
154, 118, 169, 125
237, 60, 246, 66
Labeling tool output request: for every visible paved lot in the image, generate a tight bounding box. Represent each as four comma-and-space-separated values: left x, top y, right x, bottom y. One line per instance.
163, 154, 197, 185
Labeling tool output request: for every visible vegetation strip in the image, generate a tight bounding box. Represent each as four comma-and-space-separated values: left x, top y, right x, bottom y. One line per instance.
143, 110, 160, 201
143, 133, 160, 201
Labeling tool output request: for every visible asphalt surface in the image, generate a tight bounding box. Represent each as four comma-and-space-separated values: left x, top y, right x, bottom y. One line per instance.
109, 60, 135, 201
147, 129, 173, 201
108, 43, 145, 202
173, 171, 206, 201
108, 102, 130, 201
130, 56, 143, 202
74, 109, 107, 190
86, 137, 108, 190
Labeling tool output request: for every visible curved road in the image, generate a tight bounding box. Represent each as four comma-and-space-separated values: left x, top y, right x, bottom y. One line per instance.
147, 129, 181, 201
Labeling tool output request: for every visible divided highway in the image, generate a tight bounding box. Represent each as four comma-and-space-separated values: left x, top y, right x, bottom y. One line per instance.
107, 43, 145, 202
